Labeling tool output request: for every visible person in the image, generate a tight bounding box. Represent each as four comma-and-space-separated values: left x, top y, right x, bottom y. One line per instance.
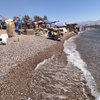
3, 22, 7, 29
48, 29, 52, 37
46, 23, 50, 28
58, 30, 63, 39
52, 30, 59, 40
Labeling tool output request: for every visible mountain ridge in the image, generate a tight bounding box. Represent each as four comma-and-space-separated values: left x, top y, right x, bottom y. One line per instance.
78, 20, 100, 26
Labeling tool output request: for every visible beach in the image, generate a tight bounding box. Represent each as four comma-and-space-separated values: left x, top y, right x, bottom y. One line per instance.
0, 32, 95, 100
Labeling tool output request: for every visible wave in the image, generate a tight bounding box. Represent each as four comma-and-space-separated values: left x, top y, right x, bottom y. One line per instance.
34, 55, 55, 71
63, 35, 100, 100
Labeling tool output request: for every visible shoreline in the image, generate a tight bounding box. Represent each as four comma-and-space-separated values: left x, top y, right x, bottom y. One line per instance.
0, 32, 95, 100
74, 30, 100, 99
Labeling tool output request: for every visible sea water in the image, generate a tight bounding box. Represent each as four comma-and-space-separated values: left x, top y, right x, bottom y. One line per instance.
63, 30, 100, 100
29, 30, 100, 99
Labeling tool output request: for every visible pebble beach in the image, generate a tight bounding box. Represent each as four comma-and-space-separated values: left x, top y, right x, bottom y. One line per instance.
0, 32, 95, 100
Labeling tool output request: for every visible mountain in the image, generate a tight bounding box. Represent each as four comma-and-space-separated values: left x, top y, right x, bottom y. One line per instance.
78, 20, 100, 26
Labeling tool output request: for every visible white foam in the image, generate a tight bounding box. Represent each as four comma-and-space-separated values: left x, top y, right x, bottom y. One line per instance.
34, 55, 55, 70
63, 36, 100, 100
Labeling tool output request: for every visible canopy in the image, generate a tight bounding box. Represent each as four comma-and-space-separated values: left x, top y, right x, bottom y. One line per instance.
43, 20, 51, 24
51, 23, 56, 27
0, 16, 6, 22
55, 22, 66, 27
0, 18, 5, 22
5, 19, 13, 23
51, 22, 66, 27
37, 20, 42, 24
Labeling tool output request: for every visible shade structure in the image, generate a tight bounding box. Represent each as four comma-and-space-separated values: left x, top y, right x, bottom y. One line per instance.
37, 20, 42, 24
0, 18, 4, 22
5, 19, 13, 23
43, 20, 51, 24
0, 16, 6, 22
0, 18, 5, 24
51, 23, 56, 27
55, 22, 66, 27
51, 22, 66, 27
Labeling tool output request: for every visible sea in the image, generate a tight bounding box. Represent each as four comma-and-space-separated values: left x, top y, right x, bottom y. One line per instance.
32, 29, 100, 100
64, 29, 100, 100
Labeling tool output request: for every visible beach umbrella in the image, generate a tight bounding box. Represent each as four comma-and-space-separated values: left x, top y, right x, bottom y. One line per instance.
5, 19, 14, 25
51, 23, 56, 27
43, 20, 51, 24
5, 19, 13, 24
0, 18, 5, 24
55, 22, 66, 27
0, 18, 4, 21
37, 20, 42, 24
0, 15, 6, 22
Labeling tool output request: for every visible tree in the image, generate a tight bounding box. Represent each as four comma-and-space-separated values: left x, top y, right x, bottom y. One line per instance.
23, 15, 31, 29
13, 16, 20, 22
23, 15, 30, 20
33, 16, 42, 21
43, 16, 48, 20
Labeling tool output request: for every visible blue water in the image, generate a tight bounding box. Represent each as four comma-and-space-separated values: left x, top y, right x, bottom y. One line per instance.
75, 30, 100, 99
64, 30, 100, 99
75, 30, 100, 90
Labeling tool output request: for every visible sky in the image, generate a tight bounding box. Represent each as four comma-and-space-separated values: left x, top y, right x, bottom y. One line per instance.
0, 0, 100, 23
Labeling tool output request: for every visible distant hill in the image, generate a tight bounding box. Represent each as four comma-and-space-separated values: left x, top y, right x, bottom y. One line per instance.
78, 20, 100, 26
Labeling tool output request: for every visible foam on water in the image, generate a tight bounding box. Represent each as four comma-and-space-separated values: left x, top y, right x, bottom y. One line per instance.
63, 35, 100, 100
34, 55, 55, 70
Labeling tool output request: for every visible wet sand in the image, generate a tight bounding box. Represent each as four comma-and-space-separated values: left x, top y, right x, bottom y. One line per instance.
0, 32, 95, 100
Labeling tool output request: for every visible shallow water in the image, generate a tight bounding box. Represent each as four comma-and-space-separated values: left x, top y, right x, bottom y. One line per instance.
75, 30, 100, 92
64, 30, 100, 100
28, 50, 93, 99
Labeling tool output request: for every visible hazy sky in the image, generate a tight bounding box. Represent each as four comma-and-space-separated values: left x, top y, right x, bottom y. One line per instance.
0, 0, 100, 23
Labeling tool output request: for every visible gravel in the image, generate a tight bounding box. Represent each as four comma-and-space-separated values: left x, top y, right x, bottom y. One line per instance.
0, 32, 95, 100
0, 34, 57, 78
